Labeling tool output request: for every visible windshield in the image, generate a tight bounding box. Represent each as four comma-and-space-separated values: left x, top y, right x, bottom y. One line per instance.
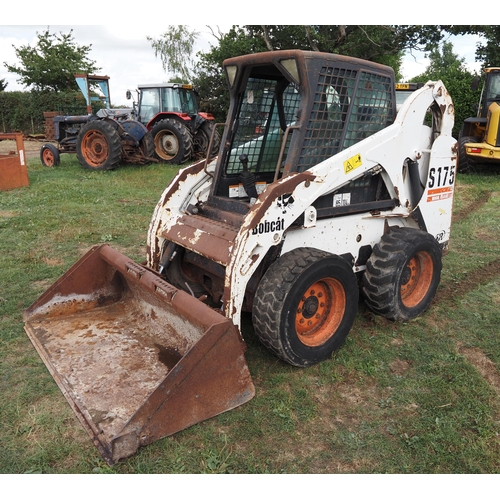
225, 78, 301, 176
486, 72, 500, 101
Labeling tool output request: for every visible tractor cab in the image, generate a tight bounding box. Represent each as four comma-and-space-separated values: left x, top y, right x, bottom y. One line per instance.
135, 83, 199, 124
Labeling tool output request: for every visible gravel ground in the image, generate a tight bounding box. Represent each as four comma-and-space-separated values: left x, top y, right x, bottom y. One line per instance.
0, 137, 57, 160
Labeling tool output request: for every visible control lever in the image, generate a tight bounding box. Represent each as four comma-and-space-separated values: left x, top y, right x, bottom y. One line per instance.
238, 154, 258, 203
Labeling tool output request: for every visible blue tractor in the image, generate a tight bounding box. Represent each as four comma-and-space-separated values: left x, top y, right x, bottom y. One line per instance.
40, 74, 155, 170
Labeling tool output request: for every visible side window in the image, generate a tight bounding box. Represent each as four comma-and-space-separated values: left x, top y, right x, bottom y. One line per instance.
344, 73, 393, 149
139, 89, 160, 123
162, 88, 182, 113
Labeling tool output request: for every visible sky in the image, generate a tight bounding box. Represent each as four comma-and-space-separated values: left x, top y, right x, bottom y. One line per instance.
0, 20, 483, 107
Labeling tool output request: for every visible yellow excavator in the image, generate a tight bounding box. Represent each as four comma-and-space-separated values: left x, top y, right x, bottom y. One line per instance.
458, 67, 500, 172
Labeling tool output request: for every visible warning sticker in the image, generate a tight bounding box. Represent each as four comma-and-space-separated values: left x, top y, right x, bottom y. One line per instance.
334, 193, 351, 207
229, 182, 267, 198
427, 186, 453, 202
344, 154, 362, 174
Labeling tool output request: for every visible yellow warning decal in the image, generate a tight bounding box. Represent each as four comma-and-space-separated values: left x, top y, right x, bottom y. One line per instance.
344, 154, 362, 174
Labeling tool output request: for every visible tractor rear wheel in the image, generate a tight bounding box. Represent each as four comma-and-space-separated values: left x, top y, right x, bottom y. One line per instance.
252, 248, 359, 367
193, 121, 221, 159
150, 118, 193, 164
76, 120, 122, 171
362, 227, 442, 321
40, 143, 60, 167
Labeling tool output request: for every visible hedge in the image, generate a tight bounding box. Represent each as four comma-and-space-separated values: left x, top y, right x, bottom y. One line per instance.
0, 90, 107, 135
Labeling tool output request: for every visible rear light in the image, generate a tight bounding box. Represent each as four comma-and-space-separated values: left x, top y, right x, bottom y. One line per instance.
469, 147, 482, 154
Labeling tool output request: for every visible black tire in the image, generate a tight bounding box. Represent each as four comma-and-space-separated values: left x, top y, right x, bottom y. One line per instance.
138, 131, 155, 162
40, 143, 60, 167
76, 120, 122, 171
193, 121, 221, 159
458, 135, 478, 173
362, 227, 442, 321
150, 118, 193, 164
252, 248, 359, 367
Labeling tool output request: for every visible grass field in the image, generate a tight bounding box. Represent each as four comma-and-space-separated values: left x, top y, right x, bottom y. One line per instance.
1, 153, 500, 475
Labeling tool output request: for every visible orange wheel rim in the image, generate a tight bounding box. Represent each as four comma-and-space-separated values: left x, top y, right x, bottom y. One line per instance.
42, 149, 54, 166
155, 131, 178, 160
400, 251, 433, 308
81, 130, 110, 167
295, 277, 346, 347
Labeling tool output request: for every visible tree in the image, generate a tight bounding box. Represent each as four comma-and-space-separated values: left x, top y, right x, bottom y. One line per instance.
147, 25, 199, 81
442, 25, 500, 68
0, 78, 7, 91
411, 41, 480, 138
3, 28, 100, 92
245, 25, 445, 69
194, 26, 265, 120
193, 25, 446, 120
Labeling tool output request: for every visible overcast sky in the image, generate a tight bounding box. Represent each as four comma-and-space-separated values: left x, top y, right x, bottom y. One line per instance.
0, 24, 227, 106
0, 21, 483, 107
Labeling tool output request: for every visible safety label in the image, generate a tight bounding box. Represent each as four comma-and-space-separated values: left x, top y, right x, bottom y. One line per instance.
334, 193, 351, 207
229, 182, 267, 198
344, 154, 362, 174
427, 186, 453, 202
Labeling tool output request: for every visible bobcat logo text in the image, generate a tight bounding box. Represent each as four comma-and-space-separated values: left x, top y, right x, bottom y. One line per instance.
252, 218, 285, 235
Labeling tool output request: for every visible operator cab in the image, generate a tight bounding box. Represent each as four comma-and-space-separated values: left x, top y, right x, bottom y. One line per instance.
478, 68, 500, 118
207, 50, 396, 214
136, 83, 198, 125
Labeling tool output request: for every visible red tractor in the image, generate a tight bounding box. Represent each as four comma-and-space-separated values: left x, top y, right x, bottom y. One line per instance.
128, 83, 220, 164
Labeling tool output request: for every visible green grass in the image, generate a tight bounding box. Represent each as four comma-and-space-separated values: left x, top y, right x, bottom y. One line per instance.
2, 155, 500, 473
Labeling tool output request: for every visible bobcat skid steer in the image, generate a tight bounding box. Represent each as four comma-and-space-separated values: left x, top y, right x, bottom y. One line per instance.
24, 50, 457, 464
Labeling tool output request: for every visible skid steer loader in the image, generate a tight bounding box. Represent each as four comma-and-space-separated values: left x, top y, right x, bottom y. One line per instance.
24, 50, 457, 465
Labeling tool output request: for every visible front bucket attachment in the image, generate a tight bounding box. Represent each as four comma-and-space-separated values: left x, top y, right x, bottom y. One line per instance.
23, 245, 255, 465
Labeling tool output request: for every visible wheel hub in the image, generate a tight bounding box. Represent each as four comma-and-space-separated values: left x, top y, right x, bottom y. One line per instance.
295, 278, 346, 347
302, 295, 319, 318
82, 131, 109, 166
400, 252, 434, 307
42, 150, 55, 166
155, 132, 178, 159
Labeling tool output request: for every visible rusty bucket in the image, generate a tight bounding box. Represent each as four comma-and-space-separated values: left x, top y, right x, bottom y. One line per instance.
0, 133, 29, 191
23, 244, 255, 465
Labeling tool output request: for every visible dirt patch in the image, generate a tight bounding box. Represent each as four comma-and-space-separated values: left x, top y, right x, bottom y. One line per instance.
0, 137, 56, 160
453, 189, 492, 223
0, 210, 17, 218
437, 258, 500, 305
458, 343, 500, 397
389, 359, 411, 375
